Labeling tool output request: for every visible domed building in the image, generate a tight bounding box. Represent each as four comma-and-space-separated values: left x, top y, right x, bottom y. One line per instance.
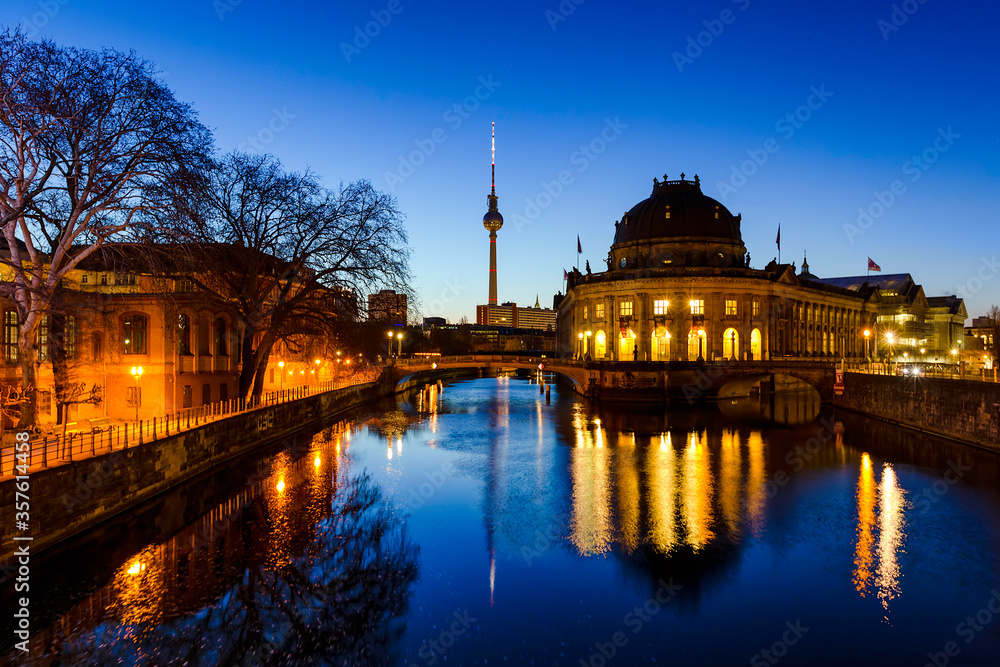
557, 174, 880, 363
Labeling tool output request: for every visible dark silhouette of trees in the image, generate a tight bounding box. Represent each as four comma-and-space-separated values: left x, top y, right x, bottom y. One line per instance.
174, 152, 411, 400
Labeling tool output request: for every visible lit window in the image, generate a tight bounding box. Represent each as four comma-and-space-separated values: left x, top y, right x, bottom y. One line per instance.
4, 311, 18, 363
65, 316, 77, 359
37, 315, 49, 361
583, 306, 589, 321
123, 314, 147, 355
752, 301, 760, 317
725, 299, 737, 317
653, 300, 669, 315
690, 299, 704, 316
595, 303, 605, 319
620, 301, 633, 317
665, 206, 671, 219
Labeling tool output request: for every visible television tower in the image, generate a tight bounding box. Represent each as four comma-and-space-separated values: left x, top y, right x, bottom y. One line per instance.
482, 122, 504, 306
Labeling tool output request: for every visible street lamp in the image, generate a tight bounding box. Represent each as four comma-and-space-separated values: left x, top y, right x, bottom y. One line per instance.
278, 360, 285, 390
885, 333, 895, 373
387, 330, 394, 358
130, 366, 143, 422
578, 332, 583, 360
396, 332, 403, 357
863, 329, 871, 366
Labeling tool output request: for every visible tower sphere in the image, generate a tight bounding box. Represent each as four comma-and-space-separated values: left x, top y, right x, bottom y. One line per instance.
483, 208, 504, 231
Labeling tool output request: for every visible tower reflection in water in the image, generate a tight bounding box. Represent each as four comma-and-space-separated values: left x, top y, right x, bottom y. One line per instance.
853, 452, 906, 617
567, 405, 767, 559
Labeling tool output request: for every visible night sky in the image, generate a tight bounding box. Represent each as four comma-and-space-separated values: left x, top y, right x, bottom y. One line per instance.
13, 0, 999, 322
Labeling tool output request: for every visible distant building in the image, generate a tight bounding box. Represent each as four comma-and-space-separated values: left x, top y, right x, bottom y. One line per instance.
368, 289, 407, 326
966, 316, 997, 354
816, 274, 966, 359
476, 298, 556, 331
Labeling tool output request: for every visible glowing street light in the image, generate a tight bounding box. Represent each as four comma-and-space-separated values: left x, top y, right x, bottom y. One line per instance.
130, 366, 143, 422
387, 330, 394, 357
278, 361, 285, 389
396, 332, 403, 356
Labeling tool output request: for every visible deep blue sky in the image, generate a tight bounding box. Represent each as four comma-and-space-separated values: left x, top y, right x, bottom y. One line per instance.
14, 0, 1000, 322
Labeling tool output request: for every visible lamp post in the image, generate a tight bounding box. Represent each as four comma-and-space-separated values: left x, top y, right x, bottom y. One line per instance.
314, 358, 321, 382
863, 329, 871, 370
396, 332, 403, 357
130, 366, 143, 422
885, 333, 895, 374
577, 332, 583, 360
278, 361, 285, 390
386, 330, 394, 358
730, 329, 737, 362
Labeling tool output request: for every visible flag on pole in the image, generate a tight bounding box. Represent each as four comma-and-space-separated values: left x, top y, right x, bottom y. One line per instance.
563, 269, 568, 281
577, 235, 582, 254
867, 257, 881, 272
775, 225, 780, 250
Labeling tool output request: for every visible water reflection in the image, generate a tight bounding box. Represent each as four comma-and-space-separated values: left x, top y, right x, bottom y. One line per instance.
853, 455, 907, 618
566, 411, 767, 559
46, 424, 419, 666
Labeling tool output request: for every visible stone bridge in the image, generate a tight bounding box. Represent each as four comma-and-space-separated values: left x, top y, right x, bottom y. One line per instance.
390, 355, 837, 403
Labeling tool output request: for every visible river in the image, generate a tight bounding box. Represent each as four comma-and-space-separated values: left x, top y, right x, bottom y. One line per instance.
6, 375, 1000, 666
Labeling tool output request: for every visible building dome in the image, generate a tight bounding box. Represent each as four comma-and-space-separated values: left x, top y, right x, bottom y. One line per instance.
613, 175, 741, 246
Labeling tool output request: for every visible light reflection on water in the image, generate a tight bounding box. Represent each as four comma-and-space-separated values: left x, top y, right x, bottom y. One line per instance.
10, 376, 1000, 666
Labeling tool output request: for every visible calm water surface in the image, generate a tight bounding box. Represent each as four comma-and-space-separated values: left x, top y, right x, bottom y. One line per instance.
7, 376, 1000, 666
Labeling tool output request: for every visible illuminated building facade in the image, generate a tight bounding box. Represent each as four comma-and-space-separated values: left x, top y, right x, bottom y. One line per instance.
0, 245, 353, 426
475, 299, 556, 332
557, 174, 882, 361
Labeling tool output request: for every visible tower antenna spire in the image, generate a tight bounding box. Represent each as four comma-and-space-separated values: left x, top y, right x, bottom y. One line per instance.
491, 121, 496, 195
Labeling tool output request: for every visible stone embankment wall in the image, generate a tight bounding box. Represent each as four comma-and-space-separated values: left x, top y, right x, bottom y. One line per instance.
833, 372, 1000, 451
1, 375, 394, 561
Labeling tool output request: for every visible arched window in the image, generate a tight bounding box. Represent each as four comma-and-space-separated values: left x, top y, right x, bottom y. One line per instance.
178, 314, 192, 355
619, 328, 636, 359
650, 327, 671, 361
595, 330, 607, 358
123, 314, 147, 355
687, 328, 706, 361
215, 317, 228, 356
750, 328, 762, 360
722, 328, 739, 360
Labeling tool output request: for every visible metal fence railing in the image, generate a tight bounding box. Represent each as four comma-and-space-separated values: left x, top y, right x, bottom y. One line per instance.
0, 368, 382, 479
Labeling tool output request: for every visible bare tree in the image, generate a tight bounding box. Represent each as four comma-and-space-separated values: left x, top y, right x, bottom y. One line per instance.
0, 30, 212, 426
176, 152, 411, 401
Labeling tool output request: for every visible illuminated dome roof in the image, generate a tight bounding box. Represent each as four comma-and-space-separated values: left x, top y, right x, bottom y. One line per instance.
613, 175, 741, 246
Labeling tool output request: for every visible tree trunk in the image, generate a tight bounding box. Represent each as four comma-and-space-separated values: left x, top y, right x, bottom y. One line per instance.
17, 332, 38, 429
251, 347, 271, 402
49, 311, 70, 426
237, 326, 257, 400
